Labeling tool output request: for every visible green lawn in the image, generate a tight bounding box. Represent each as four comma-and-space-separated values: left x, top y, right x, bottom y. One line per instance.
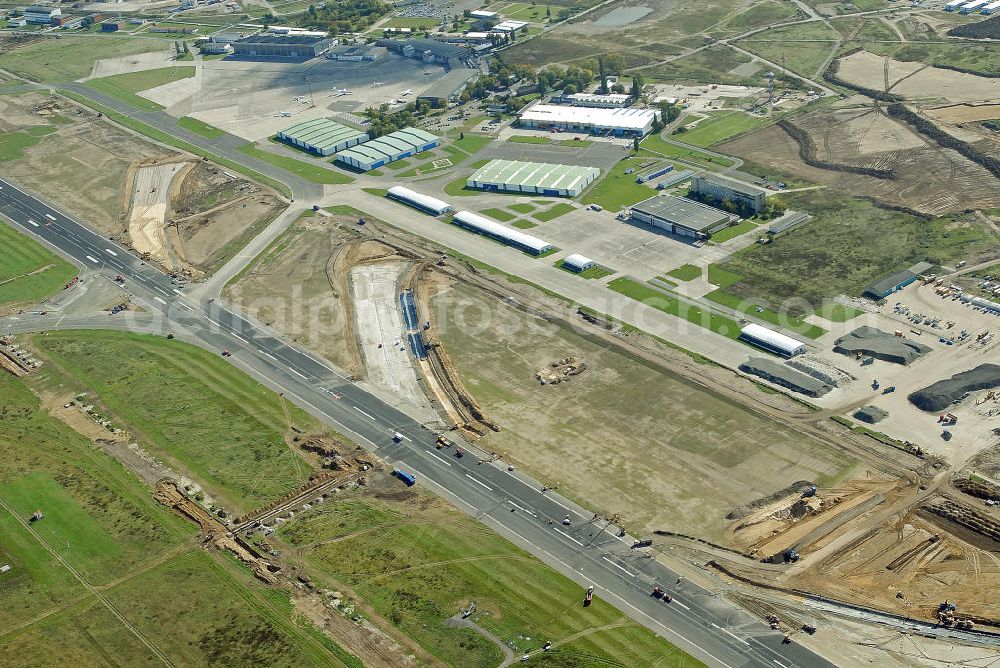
0, 125, 55, 162
557, 260, 615, 279
817, 303, 865, 322
0, 36, 169, 83
362, 187, 389, 197
34, 331, 320, 515
507, 134, 551, 144
86, 66, 194, 112
608, 277, 742, 338
178, 116, 225, 139
533, 202, 576, 221
238, 143, 354, 185
509, 202, 536, 214
448, 133, 492, 157
0, 222, 76, 310
707, 264, 744, 289
666, 263, 702, 281
512, 219, 538, 228
480, 207, 517, 222
444, 175, 482, 197
679, 111, 772, 148
581, 158, 660, 211
641, 135, 735, 168
703, 289, 826, 338
709, 220, 758, 243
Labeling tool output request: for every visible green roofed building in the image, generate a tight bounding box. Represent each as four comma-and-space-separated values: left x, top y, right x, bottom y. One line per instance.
466, 159, 600, 197
334, 127, 439, 171
276, 118, 369, 156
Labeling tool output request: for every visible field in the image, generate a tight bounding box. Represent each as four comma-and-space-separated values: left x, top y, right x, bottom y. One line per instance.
608, 277, 742, 338
0, 224, 76, 313
480, 207, 517, 222
703, 288, 826, 338
736, 22, 840, 79
641, 135, 734, 168
644, 46, 761, 87
0, 125, 55, 161
278, 489, 702, 667
0, 35, 170, 83
533, 202, 576, 221
678, 111, 772, 148
430, 282, 858, 541
85, 66, 195, 112
238, 144, 354, 185
178, 115, 226, 138
665, 263, 701, 281
580, 156, 661, 210
32, 331, 319, 515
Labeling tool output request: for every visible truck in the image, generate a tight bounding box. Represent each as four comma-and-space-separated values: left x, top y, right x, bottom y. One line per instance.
584, 585, 594, 606
392, 468, 416, 486
392, 431, 404, 442
436, 434, 454, 449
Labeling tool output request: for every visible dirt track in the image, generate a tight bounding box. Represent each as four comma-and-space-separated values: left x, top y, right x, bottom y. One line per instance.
128, 163, 184, 268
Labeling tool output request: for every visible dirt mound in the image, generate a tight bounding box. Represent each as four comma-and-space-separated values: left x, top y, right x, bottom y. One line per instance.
833, 326, 931, 365
739, 357, 832, 397
947, 15, 1000, 40
854, 405, 888, 424
908, 363, 1000, 412
726, 481, 814, 520
953, 477, 1000, 503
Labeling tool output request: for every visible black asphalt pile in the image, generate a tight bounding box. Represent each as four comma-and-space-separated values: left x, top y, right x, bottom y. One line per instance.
854, 405, 888, 424
833, 326, 931, 365
739, 357, 832, 397
908, 363, 1000, 412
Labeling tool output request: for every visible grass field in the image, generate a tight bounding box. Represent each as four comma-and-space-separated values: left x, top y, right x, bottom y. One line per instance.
512, 219, 537, 228
556, 260, 614, 279
646, 45, 759, 86
33, 331, 319, 515
723, 0, 800, 30
581, 157, 660, 211
507, 134, 551, 144
509, 202, 535, 214
861, 40, 1000, 76
178, 115, 225, 139
703, 288, 826, 338
641, 136, 735, 168
709, 220, 757, 243
480, 207, 517, 221
666, 263, 702, 281
280, 493, 702, 667
533, 202, 576, 222
0, 125, 55, 161
444, 175, 482, 197
609, 277, 742, 338
86, 66, 194, 111
238, 143, 354, 185
679, 111, 772, 148
0, 222, 76, 311
737, 23, 839, 78
0, 36, 169, 83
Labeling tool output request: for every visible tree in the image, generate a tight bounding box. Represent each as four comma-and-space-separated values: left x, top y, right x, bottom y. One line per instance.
546, 6, 551, 19
611, 82, 626, 94
658, 100, 680, 124
630, 74, 643, 99
598, 57, 608, 95
632, 136, 640, 153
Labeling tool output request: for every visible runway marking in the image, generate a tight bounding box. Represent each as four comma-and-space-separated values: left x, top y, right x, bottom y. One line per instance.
153, 296, 167, 305
179, 303, 193, 312
465, 474, 493, 492
508, 500, 536, 516
104, 248, 117, 257
353, 406, 376, 420
425, 449, 452, 467
85, 255, 99, 264
44, 213, 56, 221
556, 528, 584, 546
289, 367, 307, 380
172, 288, 182, 294
711, 623, 749, 646
672, 600, 690, 611
231, 332, 247, 342
601, 557, 635, 578
259, 349, 277, 361
27, 219, 38, 227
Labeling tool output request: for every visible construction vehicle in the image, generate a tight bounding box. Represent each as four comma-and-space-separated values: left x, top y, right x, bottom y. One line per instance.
651, 586, 665, 599
802, 485, 817, 498
454, 447, 464, 458
221, 349, 232, 357
872, 379, 880, 390
882, 386, 896, 394
462, 601, 476, 618
938, 414, 958, 426
783, 548, 800, 563
29, 510, 43, 522
584, 585, 594, 606
436, 434, 454, 449
767, 614, 780, 630
802, 624, 816, 635
392, 468, 416, 486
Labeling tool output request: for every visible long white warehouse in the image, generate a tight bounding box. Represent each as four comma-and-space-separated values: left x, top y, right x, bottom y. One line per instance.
944, 0, 967, 9
386, 186, 452, 215
518, 104, 656, 137
981, 0, 1000, 13
960, 0, 990, 12
739, 323, 805, 357
452, 211, 553, 255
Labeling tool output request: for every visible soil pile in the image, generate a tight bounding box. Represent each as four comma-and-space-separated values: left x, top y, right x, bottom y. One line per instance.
834, 326, 931, 365
908, 363, 1000, 412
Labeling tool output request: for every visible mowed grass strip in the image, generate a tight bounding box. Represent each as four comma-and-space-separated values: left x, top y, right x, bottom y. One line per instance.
33, 331, 317, 514
677, 111, 772, 147
666, 263, 702, 281
581, 158, 661, 210
704, 288, 826, 339
0, 222, 77, 310
178, 116, 225, 139
238, 143, 354, 184
608, 277, 741, 338
480, 207, 516, 222
710, 219, 758, 243
86, 66, 195, 112
532, 202, 575, 221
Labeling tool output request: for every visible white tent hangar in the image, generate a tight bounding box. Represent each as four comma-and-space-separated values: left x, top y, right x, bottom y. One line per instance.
739, 323, 805, 357
562, 254, 596, 272
452, 211, 553, 255
386, 186, 452, 216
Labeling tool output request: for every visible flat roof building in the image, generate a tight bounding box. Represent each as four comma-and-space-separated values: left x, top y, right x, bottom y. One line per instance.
326, 44, 378, 61
386, 186, 452, 216
863, 262, 933, 299
232, 33, 332, 59
492, 19, 528, 32
561, 254, 596, 272
334, 127, 438, 171
628, 194, 732, 239
452, 211, 553, 255
739, 324, 805, 358
23, 6, 60, 23
553, 92, 633, 108
467, 159, 600, 197
470, 9, 499, 19
417, 67, 477, 108
689, 173, 767, 214
518, 104, 655, 137
276, 118, 368, 156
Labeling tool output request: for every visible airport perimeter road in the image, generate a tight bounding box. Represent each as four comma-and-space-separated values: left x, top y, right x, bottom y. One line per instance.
0, 177, 835, 668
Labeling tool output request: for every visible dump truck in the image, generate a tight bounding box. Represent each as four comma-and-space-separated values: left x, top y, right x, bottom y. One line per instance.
392, 469, 416, 486
436, 435, 454, 449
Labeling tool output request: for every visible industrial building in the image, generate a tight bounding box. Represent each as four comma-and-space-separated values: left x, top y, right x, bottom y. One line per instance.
467, 159, 600, 197
7, 16, 26, 27
452, 211, 553, 255
276, 118, 368, 156
23, 5, 60, 23
561, 254, 596, 272
944, 0, 967, 9
469, 9, 499, 20
326, 44, 378, 61
386, 186, 452, 216
960, 0, 991, 12
518, 104, 656, 137
376, 38, 467, 67
416, 67, 478, 108
628, 194, 733, 239
739, 324, 805, 358
231, 34, 332, 59
551, 92, 633, 108
981, 0, 1000, 12
863, 262, 933, 299
334, 127, 438, 171
689, 173, 767, 214
492, 19, 528, 32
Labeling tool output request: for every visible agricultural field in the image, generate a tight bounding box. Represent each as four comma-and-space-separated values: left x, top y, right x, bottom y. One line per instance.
430, 282, 858, 541
32, 331, 320, 516
0, 35, 170, 83
279, 488, 701, 667
0, 223, 76, 313
86, 66, 195, 112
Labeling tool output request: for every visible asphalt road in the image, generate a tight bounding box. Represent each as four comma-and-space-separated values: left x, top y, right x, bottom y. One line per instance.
0, 176, 835, 668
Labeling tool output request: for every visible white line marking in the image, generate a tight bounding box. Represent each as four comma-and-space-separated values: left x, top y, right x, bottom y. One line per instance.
232, 332, 247, 342
179, 303, 193, 312
711, 624, 749, 646
556, 528, 584, 546
508, 500, 536, 516
672, 600, 690, 611
172, 288, 182, 294
601, 557, 635, 578
27, 219, 38, 227
289, 367, 307, 379
104, 248, 117, 257
44, 213, 56, 221
259, 349, 277, 361
153, 296, 167, 305
85, 255, 99, 264
773, 661, 787, 668
425, 449, 452, 467
465, 474, 493, 491
353, 406, 375, 420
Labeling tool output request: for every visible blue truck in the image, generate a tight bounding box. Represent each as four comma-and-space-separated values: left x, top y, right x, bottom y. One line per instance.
393, 468, 416, 486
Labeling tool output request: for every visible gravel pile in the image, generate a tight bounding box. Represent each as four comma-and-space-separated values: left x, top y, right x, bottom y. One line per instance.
908, 363, 1000, 412
833, 326, 931, 365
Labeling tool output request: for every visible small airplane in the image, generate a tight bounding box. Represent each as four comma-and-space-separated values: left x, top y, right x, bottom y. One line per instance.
274, 111, 291, 117
400, 89, 412, 96
373, 81, 384, 87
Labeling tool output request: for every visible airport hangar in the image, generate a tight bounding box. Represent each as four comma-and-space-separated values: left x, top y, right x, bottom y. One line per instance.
334, 127, 439, 171
231, 33, 332, 58
518, 104, 656, 137
628, 194, 733, 239
466, 159, 600, 197
276, 118, 368, 156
